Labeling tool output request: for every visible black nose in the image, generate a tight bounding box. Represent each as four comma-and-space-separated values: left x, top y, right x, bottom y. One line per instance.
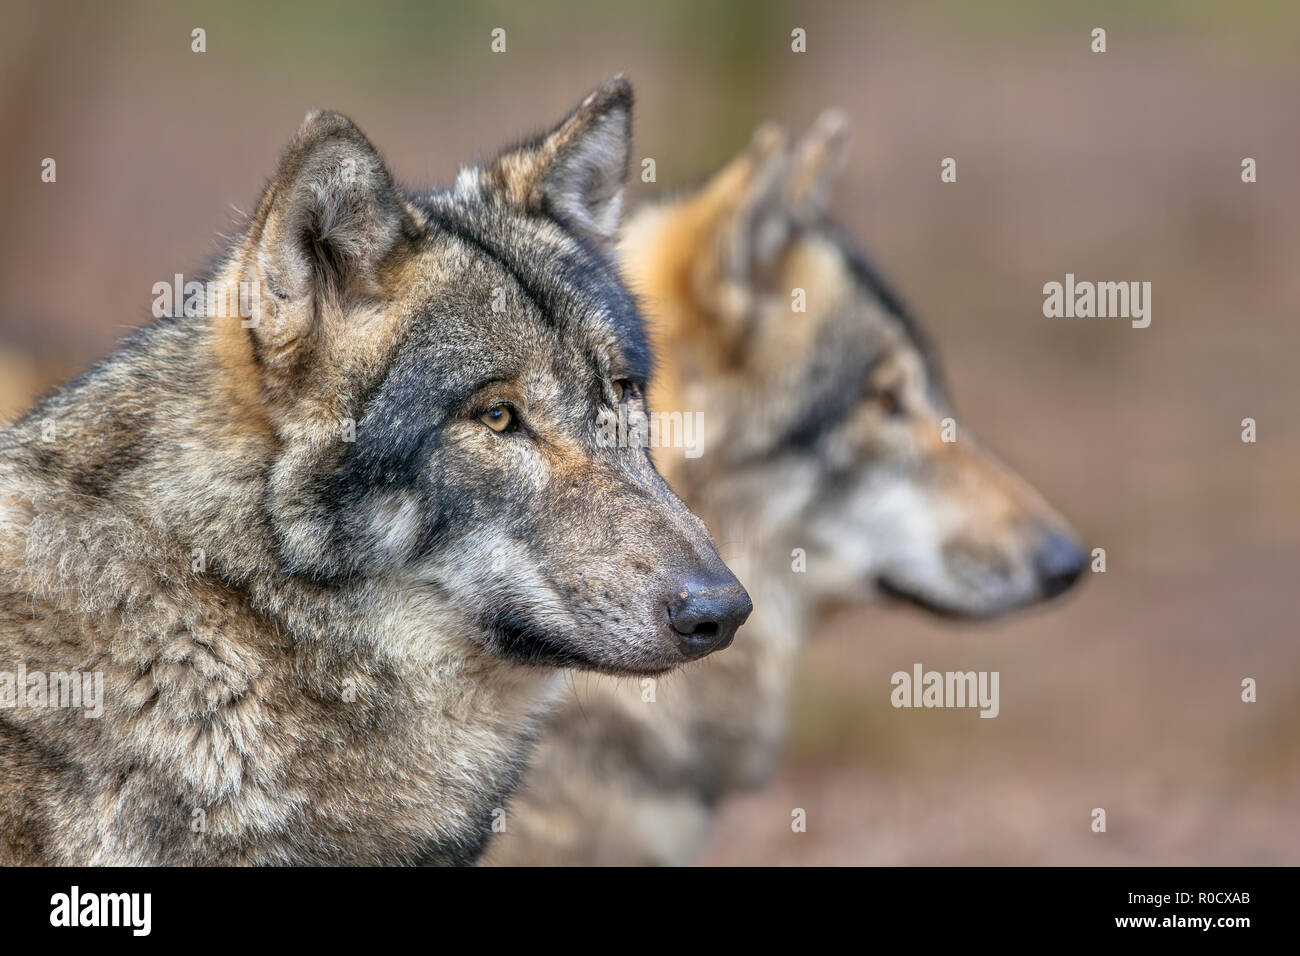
666, 571, 752, 660
1034, 531, 1086, 599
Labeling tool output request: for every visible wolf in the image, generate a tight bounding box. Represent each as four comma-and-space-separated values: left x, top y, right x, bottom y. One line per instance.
486, 112, 1087, 865
0, 78, 750, 865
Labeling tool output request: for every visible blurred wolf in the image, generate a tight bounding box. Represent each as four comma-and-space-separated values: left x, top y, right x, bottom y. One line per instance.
487, 113, 1086, 865
0, 78, 751, 865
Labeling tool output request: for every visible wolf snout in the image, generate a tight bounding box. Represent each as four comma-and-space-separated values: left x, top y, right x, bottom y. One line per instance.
665, 570, 753, 660
1033, 530, 1087, 599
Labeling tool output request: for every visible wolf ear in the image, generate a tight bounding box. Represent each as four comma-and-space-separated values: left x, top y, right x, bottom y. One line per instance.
689, 122, 794, 328
690, 112, 851, 335
486, 77, 633, 249
243, 111, 418, 369
786, 108, 850, 221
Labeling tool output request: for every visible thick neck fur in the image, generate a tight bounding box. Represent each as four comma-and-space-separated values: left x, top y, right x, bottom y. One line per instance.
0, 286, 557, 865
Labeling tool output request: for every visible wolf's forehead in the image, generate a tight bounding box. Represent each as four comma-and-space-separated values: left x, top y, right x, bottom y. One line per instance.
410, 193, 652, 382
830, 233, 944, 394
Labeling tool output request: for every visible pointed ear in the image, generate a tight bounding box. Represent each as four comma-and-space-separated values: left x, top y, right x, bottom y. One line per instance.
242, 110, 418, 369
786, 108, 850, 221
689, 122, 794, 327
486, 77, 633, 249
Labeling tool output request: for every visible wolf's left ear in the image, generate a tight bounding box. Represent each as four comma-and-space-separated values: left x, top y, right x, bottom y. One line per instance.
786, 108, 850, 222
486, 77, 633, 249
687, 122, 793, 331
242, 111, 419, 374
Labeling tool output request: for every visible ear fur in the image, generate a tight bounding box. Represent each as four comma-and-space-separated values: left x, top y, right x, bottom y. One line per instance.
689, 121, 794, 327
485, 77, 634, 249
691, 111, 852, 330
787, 108, 851, 222
242, 110, 418, 372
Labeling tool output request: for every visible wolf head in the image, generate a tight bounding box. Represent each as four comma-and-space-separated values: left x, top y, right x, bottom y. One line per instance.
218, 80, 749, 674
622, 112, 1084, 620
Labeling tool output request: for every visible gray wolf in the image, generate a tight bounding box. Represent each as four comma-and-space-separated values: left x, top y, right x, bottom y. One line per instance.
486, 112, 1085, 865
0, 78, 749, 865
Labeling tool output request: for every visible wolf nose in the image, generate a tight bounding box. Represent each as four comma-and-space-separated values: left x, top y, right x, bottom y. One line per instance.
1034, 531, 1086, 599
666, 572, 752, 660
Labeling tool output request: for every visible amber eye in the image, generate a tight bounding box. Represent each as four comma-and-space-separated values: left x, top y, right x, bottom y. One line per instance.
616, 379, 642, 404
873, 388, 903, 417
480, 405, 514, 433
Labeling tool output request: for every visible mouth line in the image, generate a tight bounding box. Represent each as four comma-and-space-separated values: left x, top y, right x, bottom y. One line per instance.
483, 607, 683, 675
874, 576, 985, 620
875, 575, 1072, 622
582, 658, 685, 677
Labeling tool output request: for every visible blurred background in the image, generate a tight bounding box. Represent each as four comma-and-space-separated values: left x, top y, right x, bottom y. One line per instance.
2, 0, 1297, 863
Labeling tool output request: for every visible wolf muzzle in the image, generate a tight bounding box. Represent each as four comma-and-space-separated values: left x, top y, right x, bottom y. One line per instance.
666, 569, 753, 659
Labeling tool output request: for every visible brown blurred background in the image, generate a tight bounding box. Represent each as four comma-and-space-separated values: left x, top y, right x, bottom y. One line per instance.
2, 0, 1297, 864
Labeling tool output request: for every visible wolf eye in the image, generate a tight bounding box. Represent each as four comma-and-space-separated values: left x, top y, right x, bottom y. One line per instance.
480, 405, 515, 433
615, 379, 642, 404
871, 388, 904, 417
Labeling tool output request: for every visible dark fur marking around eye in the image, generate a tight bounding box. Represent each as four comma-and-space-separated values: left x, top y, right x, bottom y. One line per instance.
773, 361, 867, 453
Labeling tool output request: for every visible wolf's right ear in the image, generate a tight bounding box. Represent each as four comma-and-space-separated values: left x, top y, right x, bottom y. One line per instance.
485, 77, 633, 250
241, 111, 419, 375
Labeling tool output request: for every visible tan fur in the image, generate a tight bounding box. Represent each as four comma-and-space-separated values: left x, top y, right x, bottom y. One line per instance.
0, 81, 745, 865
487, 115, 1085, 866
